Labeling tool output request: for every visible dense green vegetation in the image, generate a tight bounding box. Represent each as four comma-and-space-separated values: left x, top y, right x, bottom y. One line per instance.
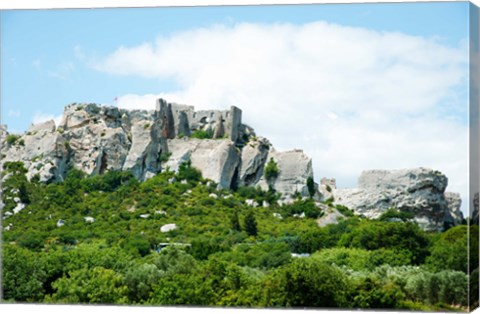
1, 161, 475, 310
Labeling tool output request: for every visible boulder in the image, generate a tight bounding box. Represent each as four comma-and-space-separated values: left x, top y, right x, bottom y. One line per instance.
444, 192, 463, 226
316, 206, 345, 228
12, 203, 25, 214
319, 178, 336, 200
122, 111, 162, 180
28, 120, 56, 133
164, 138, 240, 189
1, 120, 68, 183
257, 148, 314, 201
160, 223, 177, 233
333, 168, 463, 231
84, 216, 95, 223
238, 137, 270, 186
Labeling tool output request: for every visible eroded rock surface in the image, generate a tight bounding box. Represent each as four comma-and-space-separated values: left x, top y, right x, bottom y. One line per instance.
164, 138, 240, 189
0, 99, 466, 230
257, 148, 318, 201
333, 168, 463, 231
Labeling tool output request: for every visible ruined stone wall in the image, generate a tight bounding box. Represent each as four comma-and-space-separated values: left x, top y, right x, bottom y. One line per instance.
156, 98, 243, 142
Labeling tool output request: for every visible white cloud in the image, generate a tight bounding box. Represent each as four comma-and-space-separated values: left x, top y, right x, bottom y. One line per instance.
8, 110, 21, 117
115, 93, 184, 111
95, 21, 469, 213
49, 62, 76, 80
32, 112, 63, 127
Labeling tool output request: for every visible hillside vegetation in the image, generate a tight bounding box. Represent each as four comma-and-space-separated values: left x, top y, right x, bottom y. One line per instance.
1, 161, 477, 310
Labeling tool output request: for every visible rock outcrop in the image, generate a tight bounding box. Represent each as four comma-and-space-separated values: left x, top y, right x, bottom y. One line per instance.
0, 99, 317, 201
332, 168, 464, 231
0, 99, 465, 229
257, 148, 317, 202
163, 138, 240, 190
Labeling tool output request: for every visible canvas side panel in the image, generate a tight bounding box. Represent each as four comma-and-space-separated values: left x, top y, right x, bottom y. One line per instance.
470, 2, 480, 312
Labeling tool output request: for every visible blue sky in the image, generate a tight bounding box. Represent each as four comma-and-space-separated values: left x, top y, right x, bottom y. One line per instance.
1, 2, 469, 132
0, 2, 472, 214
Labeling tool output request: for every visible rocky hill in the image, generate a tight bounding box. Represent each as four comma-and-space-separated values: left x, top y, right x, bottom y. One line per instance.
0, 98, 464, 230
329, 168, 463, 231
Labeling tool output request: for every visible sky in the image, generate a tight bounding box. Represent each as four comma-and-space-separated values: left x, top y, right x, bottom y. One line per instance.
0, 1, 472, 214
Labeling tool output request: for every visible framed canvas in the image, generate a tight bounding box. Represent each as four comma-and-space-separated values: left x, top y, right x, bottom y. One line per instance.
0, 0, 479, 313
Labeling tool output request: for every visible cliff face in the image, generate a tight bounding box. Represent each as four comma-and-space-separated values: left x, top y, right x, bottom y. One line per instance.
0, 99, 314, 201
0, 98, 465, 230
332, 168, 464, 231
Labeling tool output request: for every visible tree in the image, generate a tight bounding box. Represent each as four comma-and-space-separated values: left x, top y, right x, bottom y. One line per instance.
279, 258, 350, 307
230, 210, 241, 232
352, 276, 405, 309
48, 267, 128, 304
121, 235, 152, 257
244, 210, 258, 237
426, 225, 476, 273
3, 244, 47, 302
306, 176, 315, 198
338, 221, 430, 264
264, 158, 279, 190
123, 263, 162, 303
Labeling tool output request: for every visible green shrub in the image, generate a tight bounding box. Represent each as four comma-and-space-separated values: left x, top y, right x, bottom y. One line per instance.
338, 221, 430, 264
191, 129, 213, 139
244, 210, 258, 237
264, 158, 279, 182
352, 276, 405, 308
159, 151, 172, 163
275, 258, 350, 307
281, 198, 322, 219
426, 225, 476, 273
177, 159, 202, 183
335, 204, 354, 217
121, 235, 152, 257
3, 244, 47, 302
17, 233, 45, 251
6, 134, 20, 145
48, 267, 128, 304
311, 247, 411, 271
378, 208, 414, 222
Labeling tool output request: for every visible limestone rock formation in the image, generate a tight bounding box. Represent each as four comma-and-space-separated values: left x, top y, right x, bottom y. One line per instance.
0, 98, 466, 230
163, 138, 240, 190
319, 178, 336, 200
256, 148, 318, 201
238, 137, 270, 186
316, 206, 345, 228
444, 192, 463, 226
1, 99, 321, 201
0, 100, 245, 183
333, 168, 463, 231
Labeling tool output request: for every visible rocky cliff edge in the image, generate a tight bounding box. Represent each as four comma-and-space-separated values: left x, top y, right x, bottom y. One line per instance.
0, 99, 464, 230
